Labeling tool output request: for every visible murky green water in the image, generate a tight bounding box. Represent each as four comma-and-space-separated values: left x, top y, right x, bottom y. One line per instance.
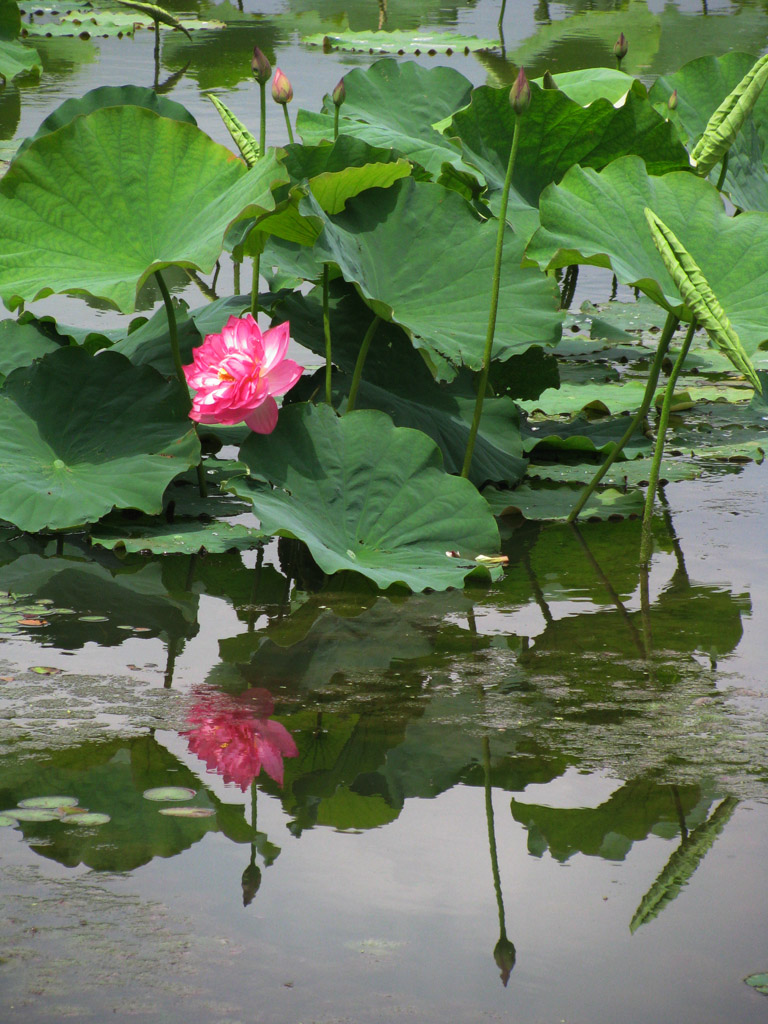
2, 1, 768, 1021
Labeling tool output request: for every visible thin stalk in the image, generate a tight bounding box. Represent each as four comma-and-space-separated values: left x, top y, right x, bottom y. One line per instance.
233, 257, 241, 295
567, 310, 679, 522
639, 318, 697, 565
498, 0, 507, 30
461, 116, 522, 479
282, 104, 295, 145
346, 315, 381, 413
715, 149, 729, 191
322, 265, 333, 404
153, 19, 160, 89
155, 269, 208, 498
251, 253, 261, 317
258, 80, 267, 155
333, 105, 340, 140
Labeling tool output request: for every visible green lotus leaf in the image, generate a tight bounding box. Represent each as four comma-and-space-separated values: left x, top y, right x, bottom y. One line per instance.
91, 519, 264, 555
483, 483, 643, 522
521, 412, 652, 459
0, 106, 288, 313
0, 347, 200, 532
229, 403, 501, 592
0, 317, 66, 379
526, 156, 768, 353
302, 28, 496, 55
448, 82, 690, 236
532, 68, 637, 107
297, 58, 475, 181
16, 84, 197, 159
650, 52, 768, 212
0, 37, 40, 83
111, 297, 202, 374
306, 179, 562, 377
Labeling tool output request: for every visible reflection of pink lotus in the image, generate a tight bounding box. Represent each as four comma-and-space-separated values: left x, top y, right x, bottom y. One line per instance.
182, 315, 303, 434
183, 689, 298, 789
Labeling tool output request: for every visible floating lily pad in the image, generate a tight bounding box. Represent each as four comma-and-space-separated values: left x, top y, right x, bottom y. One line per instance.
18, 795, 78, 809
230, 403, 502, 592
158, 806, 216, 818
143, 786, 196, 802
6, 807, 61, 821
91, 520, 264, 556
61, 811, 111, 825
303, 28, 496, 55
0, 813, 16, 826
484, 483, 643, 521
745, 973, 768, 995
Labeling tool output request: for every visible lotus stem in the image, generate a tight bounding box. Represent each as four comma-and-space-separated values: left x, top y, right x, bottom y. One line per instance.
233, 257, 241, 294
639, 317, 698, 566
715, 149, 729, 191
155, 268, 208, 499
461, 116, 522, 480
346, 315, 381, 413
153, 19, 160, 90
567, 310, 679, 522
282, 104, 295, 145
498, 0, 507, 30
322, 265, 333, 404
251, 253, 261, 317
334, 105, 340, 140
258, 80, 267, 155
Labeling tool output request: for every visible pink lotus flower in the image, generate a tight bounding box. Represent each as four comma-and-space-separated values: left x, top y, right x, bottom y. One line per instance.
183, 315, 303, 434
183, 688, 298, 790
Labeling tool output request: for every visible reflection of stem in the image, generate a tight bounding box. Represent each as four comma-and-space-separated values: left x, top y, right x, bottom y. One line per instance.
163, 633, 180, 688
671, 785, 688, 840
183, 266, 217, 302
247, 546, 264, 633
657, 485, 688, 581
462, 115, 523, 480
639, 563, 654, 682
323, 265, 333, 404
483, 733, 515, 986
568, 310, 679, 522
347, 315, 381, 412
570, 523, 648, 659
522, 551, 553, 625
639, 319, 697, 566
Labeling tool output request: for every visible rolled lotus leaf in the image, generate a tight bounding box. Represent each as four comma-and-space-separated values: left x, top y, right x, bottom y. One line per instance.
644, 207, 762, 392
690, 52, 768, 177
207, 93, 260, 167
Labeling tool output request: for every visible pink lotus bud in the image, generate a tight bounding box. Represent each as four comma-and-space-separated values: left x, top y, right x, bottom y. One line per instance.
509, 68, 531, 115
668, 89, 678, 110
272, 67, 293, 105
613, 32, 628, 61
251, 46, 271, 84
332, 76, 346, 108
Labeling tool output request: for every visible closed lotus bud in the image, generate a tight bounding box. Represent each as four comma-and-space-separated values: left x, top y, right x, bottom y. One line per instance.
613, 32, 628, 61
272, 67, 293, 105
542, 70, 558, 90
251, 46, 271, 84
668, 89, 678, 111
509, 68, 531, 115
332, 77, 346, 108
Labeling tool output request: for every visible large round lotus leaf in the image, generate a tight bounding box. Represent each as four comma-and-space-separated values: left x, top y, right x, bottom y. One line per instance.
15, 84, 197, 159
0, 106, 287, 313
448, 81, 689, 232
650, 52, 768, 213
309, 179, 561, 376
526, 155, 768, 353
229, 403, 501, 592
0, 347, 200, 532
297, 58, 476, 180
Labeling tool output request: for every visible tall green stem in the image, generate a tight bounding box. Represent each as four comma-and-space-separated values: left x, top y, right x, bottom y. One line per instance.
282, 104, 295, 145
258, 80, 266, 155
461, 117, 522, 480
346, 316, 381, 413
333, 105, 340, 140
639, 318, 697, 565
155, 268, 207, 498
251, 253, 261, 318
567, 310, 679, 522
233, 257, 241, 295
322, 265, 333, 404
715, 149, 729, 192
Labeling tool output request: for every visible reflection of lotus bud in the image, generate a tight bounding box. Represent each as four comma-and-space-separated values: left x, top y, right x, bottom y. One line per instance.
509, 68, 531, 115
613, 32, 628, 61
272, 68, 294, 105
542, 70, 558, 90
242, 860, 262, 907
332, 77, 346, 108
251, 46, 271, 84
493, 936, 516, 987
668, 89, 678, 111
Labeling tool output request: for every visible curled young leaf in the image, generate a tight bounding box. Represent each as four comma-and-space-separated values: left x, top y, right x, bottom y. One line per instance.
207, 93, 260, 166
644, 207, 762, 392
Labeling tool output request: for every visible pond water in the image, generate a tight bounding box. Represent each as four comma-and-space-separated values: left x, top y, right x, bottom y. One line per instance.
2, 0, 768, 1022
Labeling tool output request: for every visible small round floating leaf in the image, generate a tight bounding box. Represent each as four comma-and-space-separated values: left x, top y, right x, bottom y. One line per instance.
7, 808, 61, 821
745, 974, 768, 995
143, 786, 197, 802
158, 806, 216, 818
0, 814, 17, 826
61, 812, 111, 825
18, 795, 78, 809
78, 615, 109, 622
